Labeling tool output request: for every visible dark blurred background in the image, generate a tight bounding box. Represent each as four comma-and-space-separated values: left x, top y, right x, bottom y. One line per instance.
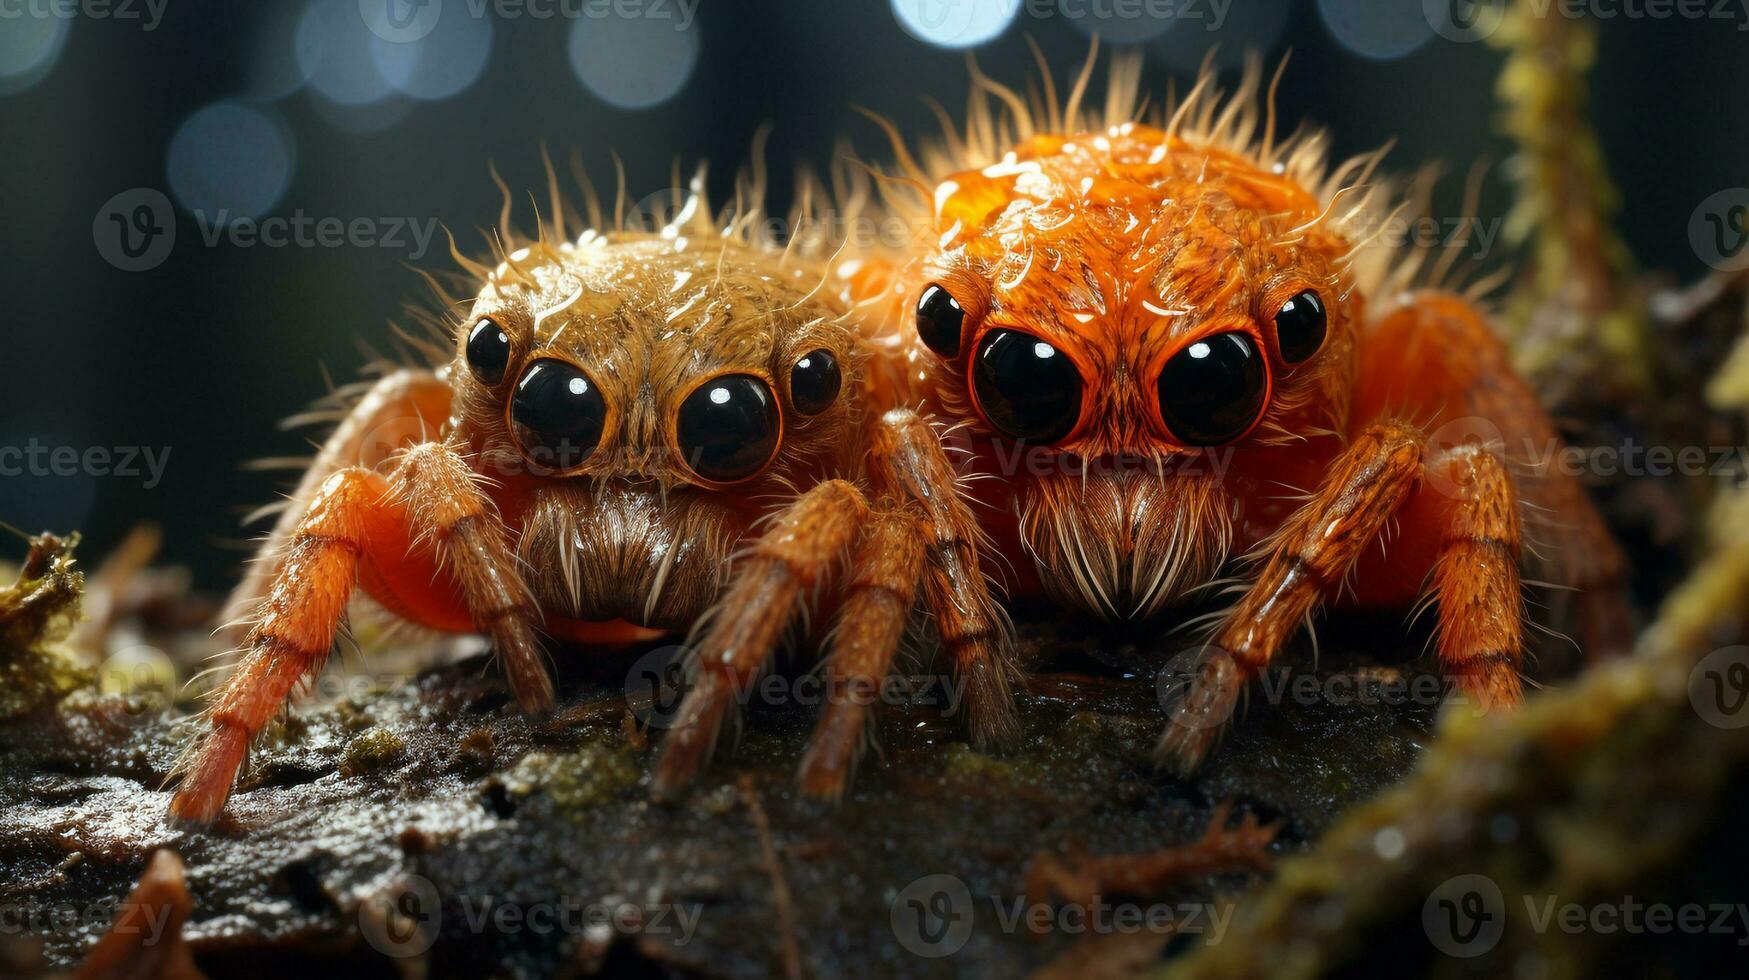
1, 0, 1745, 590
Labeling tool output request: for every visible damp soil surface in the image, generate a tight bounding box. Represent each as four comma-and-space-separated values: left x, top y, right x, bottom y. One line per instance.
0, 613, 1439, 979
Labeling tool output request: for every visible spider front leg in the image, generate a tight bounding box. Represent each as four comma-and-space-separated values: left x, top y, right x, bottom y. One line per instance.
650, 479, 871, 801
878, 409, 1020, 755
795, 508, 926, 800
1157, 420, 1531, 773
651, 410, 1016, 802
169, 440, 548, 826
797, 409, 1019, 801
221, 368, 452, 641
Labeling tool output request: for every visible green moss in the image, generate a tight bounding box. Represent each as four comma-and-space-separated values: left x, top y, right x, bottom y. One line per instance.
342, 727, 408, 776
505, 742, 641, 812
0, 532, 92, 721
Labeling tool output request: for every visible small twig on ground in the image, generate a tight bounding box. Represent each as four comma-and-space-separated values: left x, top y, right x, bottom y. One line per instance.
741, 774, 804, 980
1023, 801, 1280, 936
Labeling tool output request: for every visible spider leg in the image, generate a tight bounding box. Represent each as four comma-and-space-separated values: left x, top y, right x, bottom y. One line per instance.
170, 440, 549, 826
1359, 290, 1628, 655
1157, 422, 1425, 775
391, 442, 551, 715
170, 466, 402, 826
871, 409, 1020, 753
650, 479, 870, 801
221, 368, 451, 641
1425, 443, 1526, 710
796, 508, 926, 801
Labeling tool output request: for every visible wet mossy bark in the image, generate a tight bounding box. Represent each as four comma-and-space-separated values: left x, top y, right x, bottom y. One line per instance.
0, 610, 1439, 978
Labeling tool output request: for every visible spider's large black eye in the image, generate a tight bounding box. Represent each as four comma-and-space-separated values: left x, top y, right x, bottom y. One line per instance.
1156, 332, 1268, 447
466, 317, 512, 386
677, 375, 781, 483
510, 360, 607, 470
1273, 290, 1326, 363
790, 349, 841, 416
916, 283, 967, 357
971, 329, 1083, 444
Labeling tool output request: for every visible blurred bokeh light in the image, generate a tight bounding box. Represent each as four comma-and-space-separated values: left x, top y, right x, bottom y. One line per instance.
1318, 0, 1437, 60
371, 1, 495, 102
567, 11, 699, 109
892, 0, 1019, 48
165, 102, 296, 223
0, 13, 70, 95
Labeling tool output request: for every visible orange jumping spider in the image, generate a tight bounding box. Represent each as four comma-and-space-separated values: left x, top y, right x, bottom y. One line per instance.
841, 54, 1629, 772
170, 172, 1006, 825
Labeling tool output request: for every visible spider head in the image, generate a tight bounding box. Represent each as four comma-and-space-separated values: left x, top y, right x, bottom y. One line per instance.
453, 233, 861, 494
446, 230, 863, 627
910, 124, 1363, 617
914, 123, 1359, 460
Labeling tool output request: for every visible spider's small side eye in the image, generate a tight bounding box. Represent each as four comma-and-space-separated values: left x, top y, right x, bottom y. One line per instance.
677, 375, 781, 483
1273, 290, 1326, 363
1156, 332, 1268, 447
510, 360, 607, 471
916, 283, 969, 357
971, 328, 1083, 444
466, 317, 512, 386
790, 348, 842, 416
